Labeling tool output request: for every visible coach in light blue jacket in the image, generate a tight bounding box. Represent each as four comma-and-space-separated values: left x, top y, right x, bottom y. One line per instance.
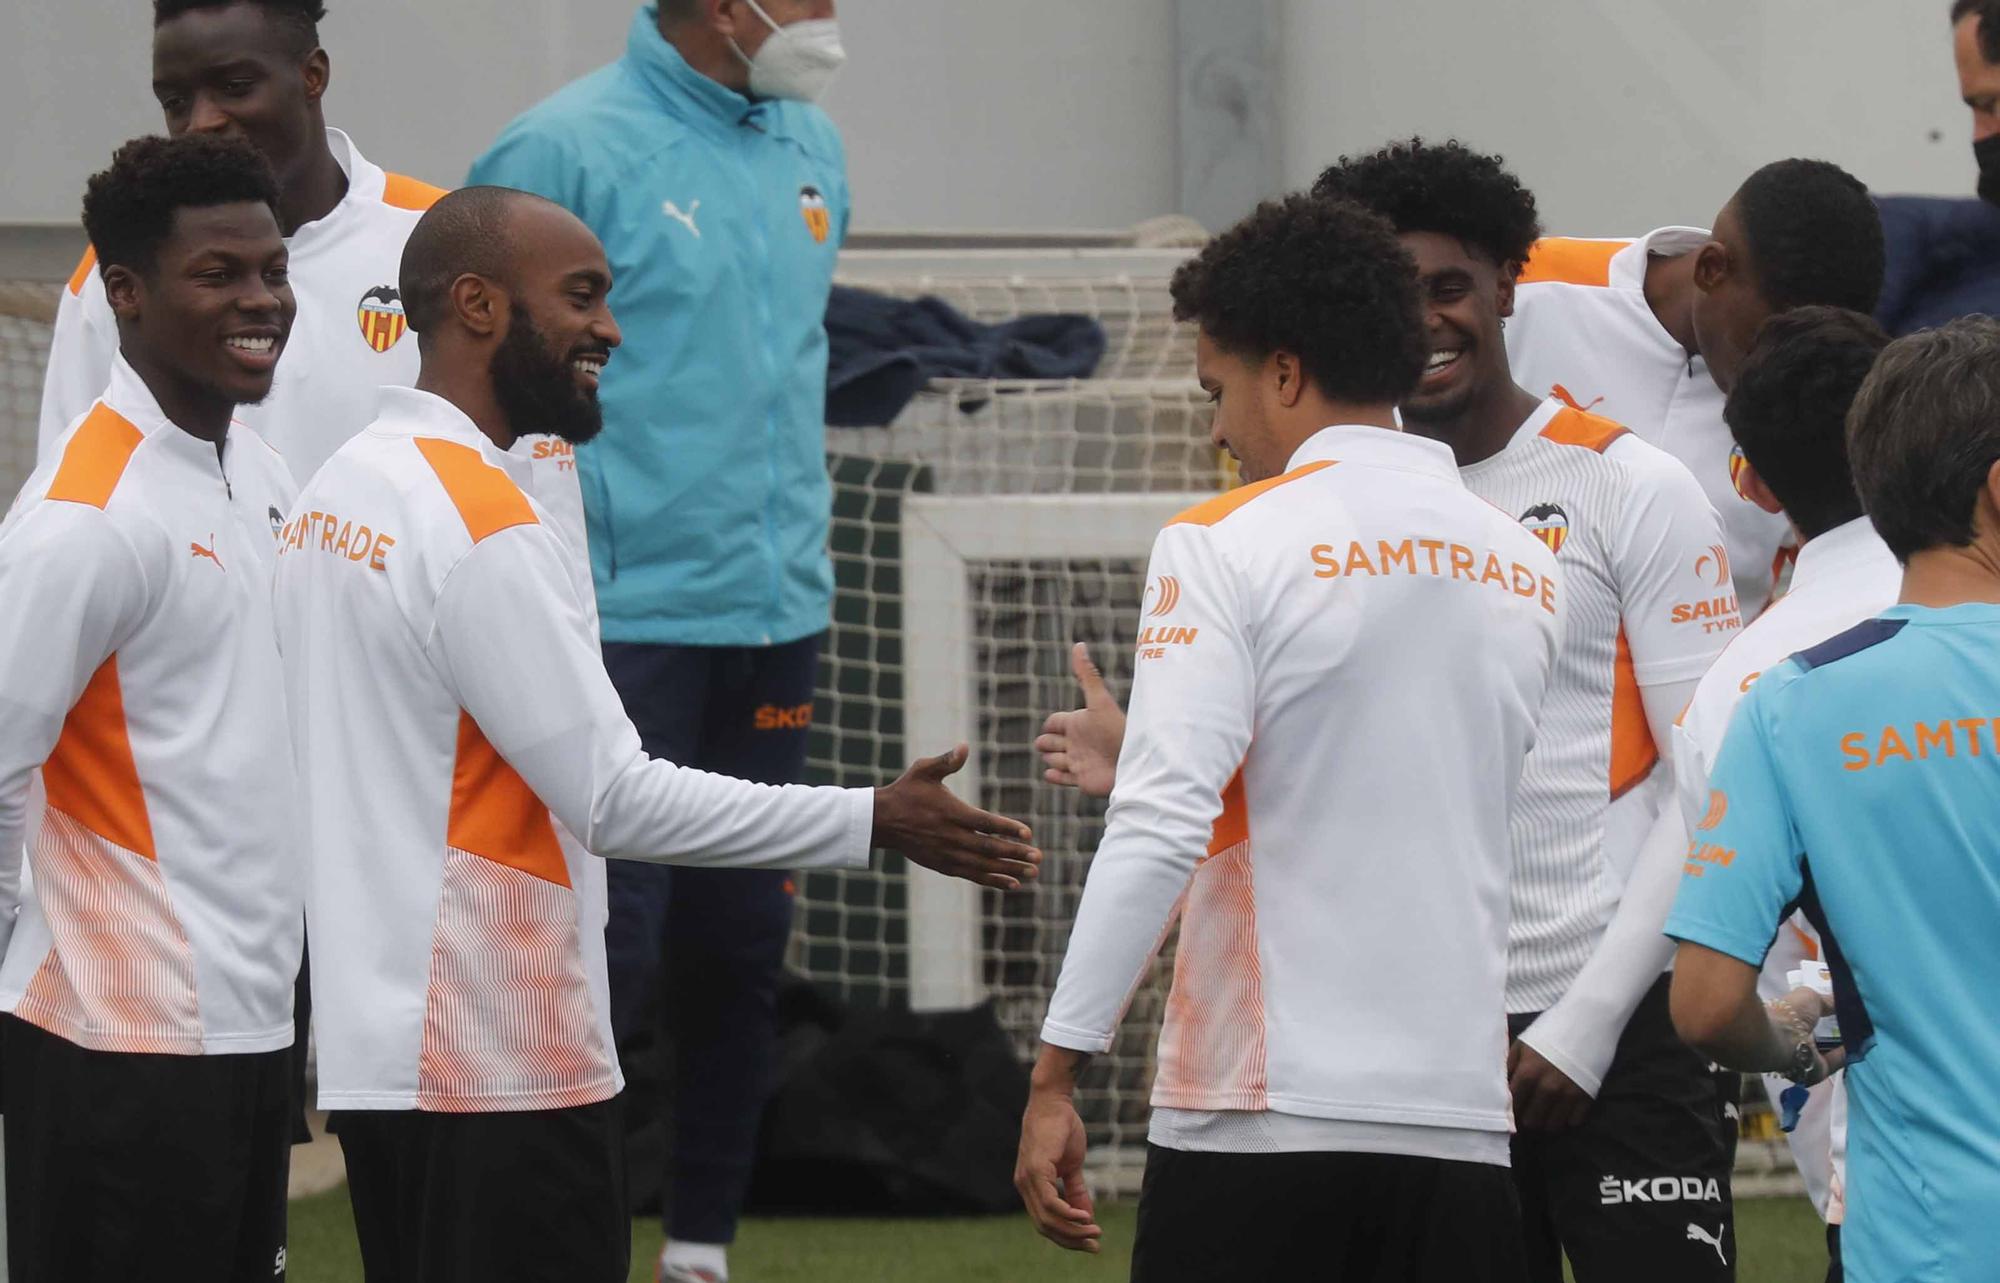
467, 4, 850, 1279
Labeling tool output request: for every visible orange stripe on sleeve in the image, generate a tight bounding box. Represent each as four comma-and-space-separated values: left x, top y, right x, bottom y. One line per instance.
381, 174, 449, 212
1518, 237, 1629, 287
1171, 460, 1337, 529
414, 438, 539, 544
42, 656, 157, 860
1538, 406, 1630, 454
447, 712, 570, 888
65, 246, 99, 297
47, 405, 144, 509
1609, 629, 1660, 800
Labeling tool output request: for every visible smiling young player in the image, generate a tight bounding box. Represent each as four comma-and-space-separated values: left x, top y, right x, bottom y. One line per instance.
0, 133, 304, 1283
1311, 141, 1743, 1282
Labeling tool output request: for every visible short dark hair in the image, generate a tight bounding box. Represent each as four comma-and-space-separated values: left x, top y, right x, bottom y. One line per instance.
1846, 316, 2000, 561
1170, 194, 1428, 405
1309, 138, 1542, 271
1723, 307, 1888, 542
399, 185, 549, 336
1954, 0, 2000, 62
153, 0, 326, 53
81, 133, 280, 280
1733, 159, 1885, 315
658, 0, 703, 25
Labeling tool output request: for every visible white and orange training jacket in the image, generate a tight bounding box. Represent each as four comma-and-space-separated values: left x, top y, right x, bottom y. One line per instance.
272, 388, 875, 1113
0, 357, 302, 1055
1041, 426, 1562, 1146
1509, 230, 1796, 616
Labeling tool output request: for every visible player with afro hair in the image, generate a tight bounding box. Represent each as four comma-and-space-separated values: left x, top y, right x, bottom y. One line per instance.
1316, 138, 1754, 1283
1310, 138, 1546, 461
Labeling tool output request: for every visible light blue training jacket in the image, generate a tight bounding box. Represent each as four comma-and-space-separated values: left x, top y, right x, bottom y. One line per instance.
469, 4, 850, 646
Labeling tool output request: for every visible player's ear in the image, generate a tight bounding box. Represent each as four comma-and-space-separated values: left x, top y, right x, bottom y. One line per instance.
301, 47, 330, 105
1496, 267, 1519, 319
102, 264, 144, 322
1980, 458, 2000, 535
1733, 456, 1784, 516
450, 274, 503, 338
1271, 349, 1305, 409
1693, 241, 1731, 295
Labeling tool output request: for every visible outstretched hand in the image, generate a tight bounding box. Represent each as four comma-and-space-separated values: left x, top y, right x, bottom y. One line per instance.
874, 744, 1041, 889
1034, 643, 1127, 799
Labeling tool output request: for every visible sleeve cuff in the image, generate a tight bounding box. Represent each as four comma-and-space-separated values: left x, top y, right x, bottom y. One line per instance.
1662, 917, 1769, 969
1039, 1019, 1115, 1055
841, 787, 876, 869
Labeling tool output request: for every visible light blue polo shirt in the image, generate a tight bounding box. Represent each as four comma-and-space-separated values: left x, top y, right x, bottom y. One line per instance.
1667, 603, 2000, 1283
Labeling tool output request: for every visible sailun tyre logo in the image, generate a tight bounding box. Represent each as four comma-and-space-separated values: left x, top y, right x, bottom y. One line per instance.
800, 185, 831, 244
1145, 575, 1182, 617
1696, 543, 1732, 588
357, 285, 408, 353
1697, 789, 1728, 831
1520, 502, 1569, 555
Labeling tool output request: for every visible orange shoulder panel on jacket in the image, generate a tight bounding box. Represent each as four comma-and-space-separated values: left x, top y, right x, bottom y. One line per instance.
1170, 460, 1337, 528
414, 437, 539, 544
381, 173, 449, 212
1518, 237, 1629, 287
66, 246, 99, 297
447, 713, 569, 887
1539, 406, 1630, 453
47, 404, 144, 509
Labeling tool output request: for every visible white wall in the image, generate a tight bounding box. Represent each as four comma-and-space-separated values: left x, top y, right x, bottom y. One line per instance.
1276, 0, 1974, 235
0, 0, 1179, 232
0, 0, 1980, 236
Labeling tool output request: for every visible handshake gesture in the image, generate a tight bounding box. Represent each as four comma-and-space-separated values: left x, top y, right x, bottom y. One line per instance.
874, 743, 1043, 889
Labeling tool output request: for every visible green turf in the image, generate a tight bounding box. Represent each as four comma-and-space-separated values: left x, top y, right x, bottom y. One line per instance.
285, 1187, 1832, 1282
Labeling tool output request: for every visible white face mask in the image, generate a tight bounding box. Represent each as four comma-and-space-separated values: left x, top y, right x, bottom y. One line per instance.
732, 0, 846, 102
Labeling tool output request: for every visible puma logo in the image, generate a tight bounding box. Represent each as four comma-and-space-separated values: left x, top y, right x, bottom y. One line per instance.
190, 535, 225, 571
1551, 382, 1606, 414
1686, 1221, 1727, 1266
661, 198, 702, 238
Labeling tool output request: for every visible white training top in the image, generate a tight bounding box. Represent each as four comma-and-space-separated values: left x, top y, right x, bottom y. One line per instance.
1508, 229, 1795, 616
273, 388, 875, 1113
1672, 515, 1902, 1223
1458, 399, 1739, 1013
38, 129, 447, 485
1040, 425, 1561, 1155
0, 357, 302, 1055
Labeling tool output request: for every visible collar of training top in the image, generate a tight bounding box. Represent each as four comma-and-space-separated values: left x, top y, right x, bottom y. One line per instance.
1286, 424, 1464, 485
626, 4, 771, 136
373, 386, 527, 475
1793, 516, 1896, 589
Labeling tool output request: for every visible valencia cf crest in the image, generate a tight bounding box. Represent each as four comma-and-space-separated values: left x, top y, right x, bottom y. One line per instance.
1728, 443, 1751, 498
799, 185, 831, 245
1520, 502, 1570, 555
357, 285, 408, 353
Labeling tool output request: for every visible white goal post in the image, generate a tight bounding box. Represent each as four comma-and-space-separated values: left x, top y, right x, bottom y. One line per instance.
899, 491, 1211, 1013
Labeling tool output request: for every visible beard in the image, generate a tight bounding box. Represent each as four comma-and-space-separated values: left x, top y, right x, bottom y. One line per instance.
490, 304, 605, 445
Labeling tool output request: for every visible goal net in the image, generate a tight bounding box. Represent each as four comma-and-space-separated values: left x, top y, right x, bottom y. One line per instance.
1, 247, 1215, 1198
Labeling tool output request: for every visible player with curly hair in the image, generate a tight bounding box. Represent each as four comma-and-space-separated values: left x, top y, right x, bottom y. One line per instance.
0, 132, 302, 1283
1314, 137, 1749, 1283
1018, 193, 1562, 1281
1506, 158, 1884, 618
